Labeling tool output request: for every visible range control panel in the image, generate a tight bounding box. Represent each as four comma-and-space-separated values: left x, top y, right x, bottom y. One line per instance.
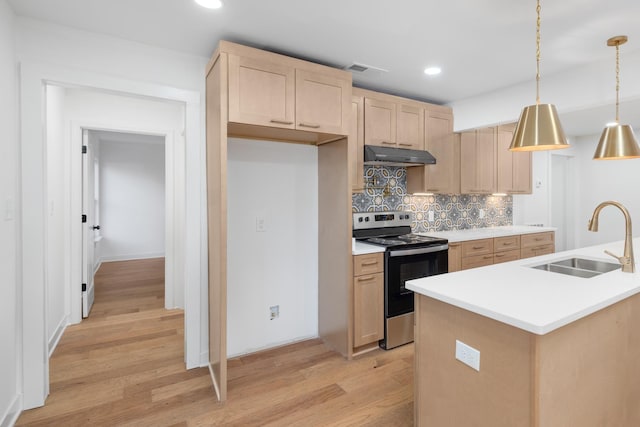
353, 211, 412, 230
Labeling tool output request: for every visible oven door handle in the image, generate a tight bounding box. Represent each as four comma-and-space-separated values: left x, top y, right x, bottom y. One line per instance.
388, 244, 449, 257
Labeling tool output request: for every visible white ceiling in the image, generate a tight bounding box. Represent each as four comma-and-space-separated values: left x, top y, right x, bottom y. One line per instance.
8, 0, 640, 135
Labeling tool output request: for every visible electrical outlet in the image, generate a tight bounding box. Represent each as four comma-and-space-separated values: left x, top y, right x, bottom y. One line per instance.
455, 340, 480, 371
269, 305, 279, 320
428, 211, 434, 222
479, 208, 485, 219
256, 216, 266, 232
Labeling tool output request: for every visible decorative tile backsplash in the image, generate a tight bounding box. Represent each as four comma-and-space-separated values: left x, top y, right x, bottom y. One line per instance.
352, 166, 513, 233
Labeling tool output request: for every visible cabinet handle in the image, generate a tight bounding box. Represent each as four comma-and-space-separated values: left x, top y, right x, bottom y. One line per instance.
381, 141, 396, 145
298, 122, 320, 129
533, 246, 547, 251
270, 119, 294, 125
398, 143, 413, 147
501, 242, 513, 246
495, 253, 504, 258
483, 255, 493, 260
535, 237, 545, 241
357, 275, 376, 282
472, 246, 485, 250
361, 261, 377, 266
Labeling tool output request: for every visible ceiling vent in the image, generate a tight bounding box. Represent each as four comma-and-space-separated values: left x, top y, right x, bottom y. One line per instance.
344, 62, 388, 75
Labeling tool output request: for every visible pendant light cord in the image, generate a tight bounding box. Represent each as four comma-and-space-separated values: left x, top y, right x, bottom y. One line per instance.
535, 0, 541, 105
615, 42, 620, 122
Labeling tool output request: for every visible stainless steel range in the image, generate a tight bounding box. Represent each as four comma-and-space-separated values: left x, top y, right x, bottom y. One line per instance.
353, 211, 448, 349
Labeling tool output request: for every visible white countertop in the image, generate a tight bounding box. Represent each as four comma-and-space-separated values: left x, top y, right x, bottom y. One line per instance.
406, 238, 640, 335
418, 225, 557, 243
352, 240, 385, 256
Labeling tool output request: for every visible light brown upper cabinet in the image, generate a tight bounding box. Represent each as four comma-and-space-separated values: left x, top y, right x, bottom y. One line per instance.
496, 124, 532, 194
364, 97, 396, 147
228, 52, 350, 137
350, 95, 365, 192
460, 127, 497, 194
296, 69, 351, 135
363, 93, 424, 150
397, 103, 425, 150
228, 54, 295, 129
406, 109, 458, 194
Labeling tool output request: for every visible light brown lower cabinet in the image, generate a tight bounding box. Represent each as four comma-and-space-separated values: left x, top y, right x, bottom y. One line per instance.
520, 232, 555, 259
448, 231, 555, 271
352, 253, 384, 351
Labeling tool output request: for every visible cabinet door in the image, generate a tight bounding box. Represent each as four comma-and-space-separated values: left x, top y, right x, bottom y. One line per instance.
350, 96, 365, 192
425, 110, 456, 193
228, 54, 295, 129
497, 124, 532, 194
353, 272, 384, 347
296, 69, 350, 135
460, 131, 479, 193
364, 98, 396, 147
476, 127, 497, 193
396, 103, 425, 150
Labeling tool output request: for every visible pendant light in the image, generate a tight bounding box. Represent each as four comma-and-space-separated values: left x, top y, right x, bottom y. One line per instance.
509, 0, 569, 151
593, 36, 640, 160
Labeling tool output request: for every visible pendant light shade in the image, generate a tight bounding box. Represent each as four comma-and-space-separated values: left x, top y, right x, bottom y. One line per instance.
594, 124, 640, 159
593, 35, 640, 160
509, 0, 569, 152
510, 103, 568, 151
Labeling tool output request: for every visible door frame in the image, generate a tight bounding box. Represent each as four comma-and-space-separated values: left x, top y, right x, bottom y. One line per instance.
19, 61, 205, 409
72, 124, 181, 323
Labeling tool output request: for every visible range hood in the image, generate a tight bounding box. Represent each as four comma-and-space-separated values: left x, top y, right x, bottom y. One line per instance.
364, 145, 436, 167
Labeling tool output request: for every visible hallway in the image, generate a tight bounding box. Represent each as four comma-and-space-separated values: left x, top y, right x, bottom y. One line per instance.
17, 258, 214, 426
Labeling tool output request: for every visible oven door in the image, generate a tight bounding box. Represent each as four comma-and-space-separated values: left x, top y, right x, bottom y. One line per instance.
385, 244, 448, 318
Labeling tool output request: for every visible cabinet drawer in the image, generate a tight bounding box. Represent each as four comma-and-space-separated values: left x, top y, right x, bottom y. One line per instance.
520, 244, 555, 259
493, 248, 520, 264
494, 236, 520, 252
521, 232, 554, 248
461, 253, 494, 270
353, 253, 384, 276
461, 239, 494, 257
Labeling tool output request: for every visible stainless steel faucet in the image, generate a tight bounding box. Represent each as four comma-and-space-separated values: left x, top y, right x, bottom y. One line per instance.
588, 201, 635, 273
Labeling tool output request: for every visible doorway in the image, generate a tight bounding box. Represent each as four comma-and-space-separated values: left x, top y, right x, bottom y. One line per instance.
82, 129, 168, 318
550, 154, 576, 252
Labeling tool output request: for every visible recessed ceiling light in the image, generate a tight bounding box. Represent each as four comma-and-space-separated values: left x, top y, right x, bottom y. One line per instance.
423, 67, 442, 76
195, 0, 223, 9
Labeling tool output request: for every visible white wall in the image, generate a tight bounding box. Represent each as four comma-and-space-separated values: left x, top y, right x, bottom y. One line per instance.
0, 0, 20, 425
45, 85, 68, 354
16, 19, 206, 406
99, 139, 165, 261
227, 139, 319, 357
572, 131, 640, 248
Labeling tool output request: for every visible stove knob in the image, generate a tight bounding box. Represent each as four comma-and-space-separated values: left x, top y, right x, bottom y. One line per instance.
358, 217, 363, 223
365, 217, 370, 222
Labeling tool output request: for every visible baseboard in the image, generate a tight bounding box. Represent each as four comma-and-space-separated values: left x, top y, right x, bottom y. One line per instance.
227, 334, 319, 359
100, 253, 165, 262
93, 260, 102, 275
0, 394, 22, 427
48, 315, 69, 357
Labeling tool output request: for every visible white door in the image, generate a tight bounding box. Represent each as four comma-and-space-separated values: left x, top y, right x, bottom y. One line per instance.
82, 129, 97, 318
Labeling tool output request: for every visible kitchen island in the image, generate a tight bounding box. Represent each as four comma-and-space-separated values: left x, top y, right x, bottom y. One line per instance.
407, 238, 640, 426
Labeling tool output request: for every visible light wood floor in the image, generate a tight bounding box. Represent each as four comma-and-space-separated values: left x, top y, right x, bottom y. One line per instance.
17, 258, 414, 426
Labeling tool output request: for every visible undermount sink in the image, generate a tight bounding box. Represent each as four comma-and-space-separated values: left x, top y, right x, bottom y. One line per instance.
531, 257, 621, 278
